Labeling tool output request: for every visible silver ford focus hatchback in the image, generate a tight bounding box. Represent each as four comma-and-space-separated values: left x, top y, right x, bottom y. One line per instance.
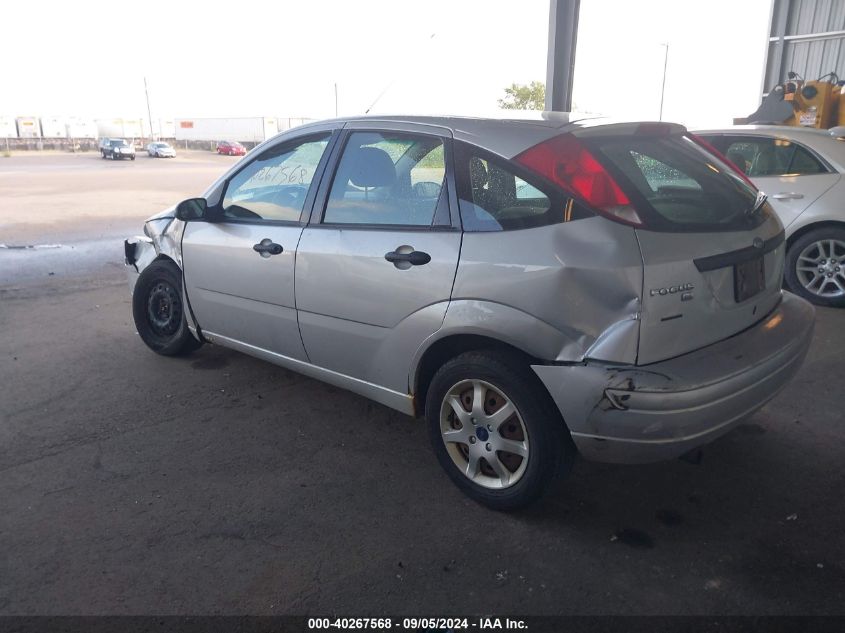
125, 113, 815, 510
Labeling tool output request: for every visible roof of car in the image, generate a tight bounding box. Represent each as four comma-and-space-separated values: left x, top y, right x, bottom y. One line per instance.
344, 110, 592, 127
288, 111, 606, 157
695, 124, 835, 137
695, 125, 845, 172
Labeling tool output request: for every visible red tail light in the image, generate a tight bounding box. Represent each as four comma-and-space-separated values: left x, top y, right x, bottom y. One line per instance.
514, 134, 644, 227
687, 133, 757, 189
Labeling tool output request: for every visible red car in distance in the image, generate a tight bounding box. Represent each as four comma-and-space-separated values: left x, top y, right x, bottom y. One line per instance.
217, 140, 246, 156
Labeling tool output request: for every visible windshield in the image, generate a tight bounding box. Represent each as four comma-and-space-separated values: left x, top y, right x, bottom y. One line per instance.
589, 134, 766, 232
154, 143, 169, 148
110, 140, 128, 147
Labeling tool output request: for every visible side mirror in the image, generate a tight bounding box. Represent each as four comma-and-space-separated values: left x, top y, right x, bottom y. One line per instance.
175, 197, 208, 221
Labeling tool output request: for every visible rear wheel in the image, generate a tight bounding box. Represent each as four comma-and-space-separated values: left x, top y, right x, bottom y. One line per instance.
132, 259, 202, 356
425, 350, 574, 511
785, 226, 845, 307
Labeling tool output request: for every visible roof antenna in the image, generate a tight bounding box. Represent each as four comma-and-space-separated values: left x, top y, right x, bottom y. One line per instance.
364, 33, 436, 114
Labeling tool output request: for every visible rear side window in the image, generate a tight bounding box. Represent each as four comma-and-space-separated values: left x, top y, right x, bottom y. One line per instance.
592, 135, 763, 231
457, 145, 588, 231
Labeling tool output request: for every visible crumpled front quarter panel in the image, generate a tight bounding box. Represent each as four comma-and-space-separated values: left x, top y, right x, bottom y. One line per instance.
449, 217, 643, 363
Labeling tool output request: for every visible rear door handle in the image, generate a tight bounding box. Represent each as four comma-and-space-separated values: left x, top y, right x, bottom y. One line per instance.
772, 192, 804, 200
253, 239, 284, 257
384, 249, 431, 266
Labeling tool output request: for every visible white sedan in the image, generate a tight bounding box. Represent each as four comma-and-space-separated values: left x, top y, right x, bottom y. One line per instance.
697, 125, 845, 307
146, 142, 176, 158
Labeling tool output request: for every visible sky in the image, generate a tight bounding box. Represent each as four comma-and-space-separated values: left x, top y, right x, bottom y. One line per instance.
0, 0, 772, 128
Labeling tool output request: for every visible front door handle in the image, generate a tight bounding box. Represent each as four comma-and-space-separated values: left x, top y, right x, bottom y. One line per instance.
384, 249, 431, 266
253, 239, 284, 257
772, 192, 805, 200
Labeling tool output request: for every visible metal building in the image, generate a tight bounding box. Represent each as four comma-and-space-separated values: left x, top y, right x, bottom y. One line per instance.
764, 0, 845, 93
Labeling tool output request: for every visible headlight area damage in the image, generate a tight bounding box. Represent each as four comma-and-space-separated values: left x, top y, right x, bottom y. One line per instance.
123, 207, 203, 356
124, 207, 185, 295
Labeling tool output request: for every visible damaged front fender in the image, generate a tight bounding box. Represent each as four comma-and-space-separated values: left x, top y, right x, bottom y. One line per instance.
124, 236, 156, 296
125, 209, 200, 338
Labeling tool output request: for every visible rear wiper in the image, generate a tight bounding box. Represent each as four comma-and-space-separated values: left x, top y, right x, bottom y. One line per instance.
748, 191, 768, 216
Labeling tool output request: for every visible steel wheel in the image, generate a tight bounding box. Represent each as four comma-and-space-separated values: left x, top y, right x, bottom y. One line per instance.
439, 379, 529, 490
795, 238, 845, 298
146, 280, 182, 337
132, 260, 202, 356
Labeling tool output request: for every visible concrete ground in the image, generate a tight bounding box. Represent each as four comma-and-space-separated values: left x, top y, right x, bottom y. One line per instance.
0, 154, 843, 616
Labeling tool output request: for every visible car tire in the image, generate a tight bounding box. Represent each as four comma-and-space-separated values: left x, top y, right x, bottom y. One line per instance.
130, 155, 135, 161
425, 350, 575, 511
785, 226, 845, 308
132, 259, 203, 356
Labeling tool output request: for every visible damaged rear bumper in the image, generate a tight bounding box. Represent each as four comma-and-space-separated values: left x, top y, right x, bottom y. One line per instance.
532, 292, 815, 464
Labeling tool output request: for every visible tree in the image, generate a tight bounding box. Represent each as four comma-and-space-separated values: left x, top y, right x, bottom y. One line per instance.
498, 81, 546, 110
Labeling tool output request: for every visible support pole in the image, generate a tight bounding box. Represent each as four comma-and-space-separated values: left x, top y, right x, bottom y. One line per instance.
545, 0, 581, 112
144, 77, 155, 141
659, 43, 669, 121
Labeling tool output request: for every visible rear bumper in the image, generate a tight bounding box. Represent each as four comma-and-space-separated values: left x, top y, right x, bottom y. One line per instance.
532, 292, 815, 464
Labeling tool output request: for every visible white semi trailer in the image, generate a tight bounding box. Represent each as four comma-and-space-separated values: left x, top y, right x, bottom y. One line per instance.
65, 117, 98, 139
0, 116, 17, 138
174, 117, 285, 143
40, 116, 67, 138
95, 118, 145, 139
16, 117, 41, 138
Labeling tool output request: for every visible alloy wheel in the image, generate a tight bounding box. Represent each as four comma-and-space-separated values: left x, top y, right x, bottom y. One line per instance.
795, 238, 845, 298
439, 379, 529, 490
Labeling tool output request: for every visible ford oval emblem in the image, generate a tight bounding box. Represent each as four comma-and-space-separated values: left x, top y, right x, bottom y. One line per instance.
753, 237, 764, 249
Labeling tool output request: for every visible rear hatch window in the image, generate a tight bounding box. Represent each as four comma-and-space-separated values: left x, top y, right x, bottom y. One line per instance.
590, 134, 763, 233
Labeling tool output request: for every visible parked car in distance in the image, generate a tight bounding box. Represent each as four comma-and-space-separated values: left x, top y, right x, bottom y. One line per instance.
125, 114, 815, 510
146, 141, 176, 158
101, 138, 136, 161
696, 125, 845, 307
217, 140, 246, 156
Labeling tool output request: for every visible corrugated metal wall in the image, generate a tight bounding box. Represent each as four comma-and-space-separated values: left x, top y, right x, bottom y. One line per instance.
764, 0, 845, 92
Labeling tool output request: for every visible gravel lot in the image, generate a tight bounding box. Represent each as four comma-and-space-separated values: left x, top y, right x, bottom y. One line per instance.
0, 153, 843, 615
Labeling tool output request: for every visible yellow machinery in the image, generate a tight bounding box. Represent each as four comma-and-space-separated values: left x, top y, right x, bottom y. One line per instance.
747, 72, 843, 129
837, 84, 845, 127
781, 72, 841, 129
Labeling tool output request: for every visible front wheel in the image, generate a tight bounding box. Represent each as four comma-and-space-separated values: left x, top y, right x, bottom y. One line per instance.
132, 260, 203, 356
785, 226, 845, 307
426, 350, 574, 511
